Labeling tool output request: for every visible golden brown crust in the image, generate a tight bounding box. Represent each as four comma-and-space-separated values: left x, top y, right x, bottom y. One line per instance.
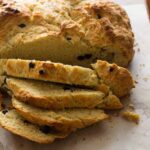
12, 97, 109, 132
3, 59, 98, 87
0, 0, 134, 67
92, 60, 134, 97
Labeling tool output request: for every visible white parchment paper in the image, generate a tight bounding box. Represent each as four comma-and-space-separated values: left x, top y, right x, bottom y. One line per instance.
0, 4, 150, 150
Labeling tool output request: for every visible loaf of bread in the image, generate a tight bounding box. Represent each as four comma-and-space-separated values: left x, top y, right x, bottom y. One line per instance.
0, 109, 69, 144
3, 77, 123, 109
0, 0, 134, 67
12, 97, 109, 132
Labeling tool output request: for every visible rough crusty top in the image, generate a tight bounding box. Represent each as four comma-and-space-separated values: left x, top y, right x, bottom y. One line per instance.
0, 0, 134, 66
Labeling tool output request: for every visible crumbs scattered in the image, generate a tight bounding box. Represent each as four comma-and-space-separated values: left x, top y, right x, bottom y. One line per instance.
137, 48, 140, 52
143, 77, 148, 82
128, 103, 135, 111
121, 111, 140, 124
139, 64, 145, 67
134, 80, 138, 84
135, 74, 139, 77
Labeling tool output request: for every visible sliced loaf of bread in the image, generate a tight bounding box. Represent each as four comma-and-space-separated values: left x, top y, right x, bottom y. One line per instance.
92, 60, 134, 97
12, 97, 109, 132
4, 77, 123, 109
0, 109, 69, 144
1, 59, 98, 87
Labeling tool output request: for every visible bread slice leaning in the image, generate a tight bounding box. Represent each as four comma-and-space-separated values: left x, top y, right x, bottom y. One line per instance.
3, 77, 123, 109
92, 60, 134, 97
1, 59, 98, 87
0, 109, 69, 144
12, 98, 109, 132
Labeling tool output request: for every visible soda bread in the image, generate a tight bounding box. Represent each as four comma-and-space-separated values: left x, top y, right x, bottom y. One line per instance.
92, 60, 135, 97
0, 59, 134, 97
4, 77, 123, 109
0, 0, 134, 67
1, 59, 98, 87
0, 109, 69, 144
12, 97, 109, 132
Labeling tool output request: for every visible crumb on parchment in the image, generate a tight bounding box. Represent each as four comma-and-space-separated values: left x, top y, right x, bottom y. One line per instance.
122, 111, 140, 124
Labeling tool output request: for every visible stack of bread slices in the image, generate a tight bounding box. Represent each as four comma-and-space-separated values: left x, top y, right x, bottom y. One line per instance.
0, 59, 134, 143
0, 0, 135, 144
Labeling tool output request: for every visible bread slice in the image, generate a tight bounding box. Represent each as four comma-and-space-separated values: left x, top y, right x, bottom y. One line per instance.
0, 59, 134, 97
0, 109, 69, 144
4, 77, 123, 109
1, 59, 98, 87
92, 60, 134, 97
12, 97, 109, 132
5, 77, 105, 109
0, 0, 134, 67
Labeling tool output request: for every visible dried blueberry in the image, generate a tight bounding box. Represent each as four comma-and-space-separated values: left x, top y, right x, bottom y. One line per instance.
29, 62, 35, 69
23, 120, 30, 124
109, 67, 114, 72
13, 9, 20, 13
18, 24, 26, 28
2, 109, 8, 115
97, 14, 102, 19
2, 3, 7, 6
66, 37, 72, 41
5, 7, 20, 13
39, 69, 46, 75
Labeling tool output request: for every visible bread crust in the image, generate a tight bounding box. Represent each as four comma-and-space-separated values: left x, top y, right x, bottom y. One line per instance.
0, 0, 134, 67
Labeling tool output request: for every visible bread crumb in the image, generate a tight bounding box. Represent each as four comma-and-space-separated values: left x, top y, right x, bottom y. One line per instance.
122, 111, 140, 124
128, 104, 135, 110
143, 78, 148, 82
137, 48, 140, 52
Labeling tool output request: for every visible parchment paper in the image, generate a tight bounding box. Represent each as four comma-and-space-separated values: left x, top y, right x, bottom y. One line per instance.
0, 4, 150, 150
